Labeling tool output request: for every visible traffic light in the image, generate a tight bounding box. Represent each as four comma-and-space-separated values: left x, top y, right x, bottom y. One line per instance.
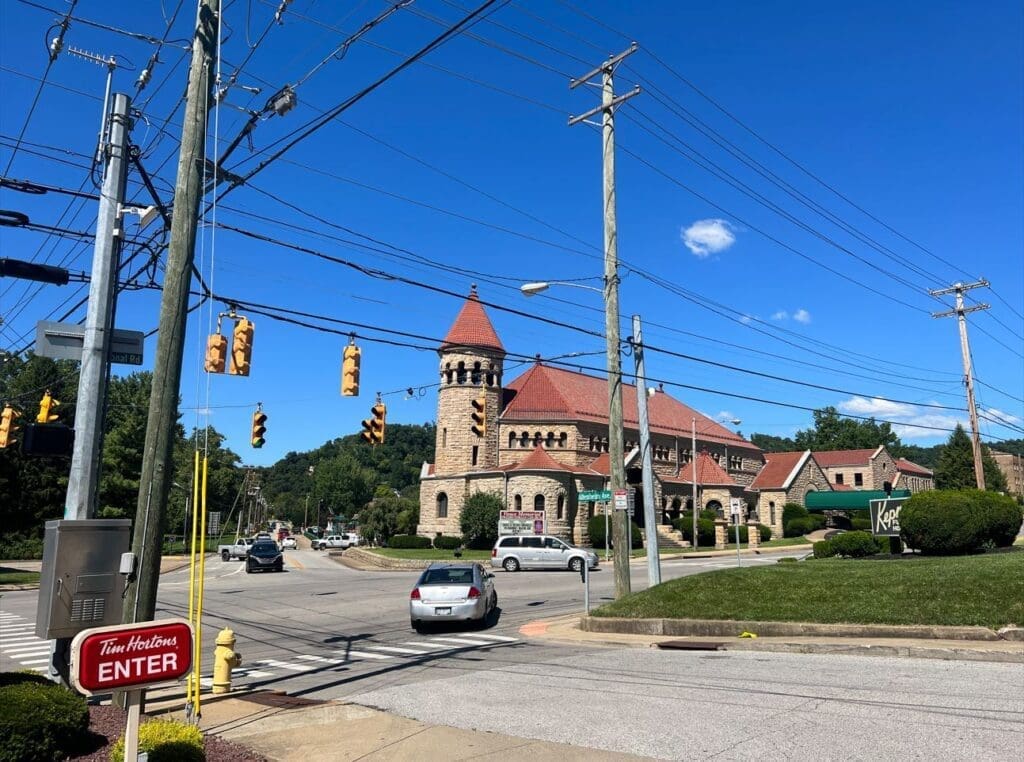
204, 333, 227, 373
360, 401, 386, 445
341, 341, 361, 397
37, 391, 59, 423
471, 393, 486, 437
230, 318, 254, 376
0, 405, 21, 448
251, 405, 267, 449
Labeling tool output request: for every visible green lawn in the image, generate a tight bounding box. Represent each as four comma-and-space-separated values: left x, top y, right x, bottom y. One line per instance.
593, 549, 1024, 628
367, 548, 494, 561
0, 570, 41, 585
161, 538, 220, 555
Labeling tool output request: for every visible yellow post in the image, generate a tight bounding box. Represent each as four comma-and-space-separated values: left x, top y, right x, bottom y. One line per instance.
186, 450, 200, 707
194, 455, 209, 716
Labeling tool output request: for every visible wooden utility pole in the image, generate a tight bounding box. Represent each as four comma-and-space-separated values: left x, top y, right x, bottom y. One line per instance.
124, 0, 220, 629
569, 44, 640, 599
930, 279, 990, 489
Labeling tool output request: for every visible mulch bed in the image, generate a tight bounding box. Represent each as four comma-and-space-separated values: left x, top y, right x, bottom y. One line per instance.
71, 705, 268, 761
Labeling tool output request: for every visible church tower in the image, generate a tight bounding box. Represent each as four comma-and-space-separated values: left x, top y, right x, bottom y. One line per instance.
433, 285, 505, 475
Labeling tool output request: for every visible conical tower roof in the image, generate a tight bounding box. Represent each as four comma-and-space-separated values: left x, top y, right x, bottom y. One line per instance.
440, 285, 504, 354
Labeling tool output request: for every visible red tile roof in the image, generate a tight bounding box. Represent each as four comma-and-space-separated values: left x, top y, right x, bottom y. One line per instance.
508, 445, 574, 473
502, 364, 757, 448
831, 482, 855, 491
749, 451, 808, 490
896, 458, 933, 477
440, 286, 505, 353
812, 448, 881, 467
586, 452, 610, 476
663, 450, 735, 486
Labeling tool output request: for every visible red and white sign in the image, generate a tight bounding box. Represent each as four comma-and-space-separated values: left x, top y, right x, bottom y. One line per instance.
70, 618, 193, 695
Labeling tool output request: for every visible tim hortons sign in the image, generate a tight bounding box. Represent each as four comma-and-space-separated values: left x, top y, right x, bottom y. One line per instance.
70, 619, 193, 695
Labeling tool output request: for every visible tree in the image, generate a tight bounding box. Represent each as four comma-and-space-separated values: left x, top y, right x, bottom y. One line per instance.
360, 490, 418, 545
311, 451, 376, 518
934, 424, 1007, 491
750, 433, 798, 452
460, 491, 505, 549
793, 407, 901, 453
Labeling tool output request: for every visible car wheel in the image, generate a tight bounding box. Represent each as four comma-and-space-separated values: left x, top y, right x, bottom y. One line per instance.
221, 550, 230, 562
568, 557, 584, 573
245, 564, 252, 574
275, 563, 283, 572
411, 620, 423, 633
502, 557, 520, 572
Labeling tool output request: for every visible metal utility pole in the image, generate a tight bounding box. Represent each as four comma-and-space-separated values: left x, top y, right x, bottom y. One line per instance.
930, 279, 990, 490
124, 0, 220, 627
65, 92, 131, 519
631, 315, 661, 587
569, 44, 640, 600
691, 418, 698, 551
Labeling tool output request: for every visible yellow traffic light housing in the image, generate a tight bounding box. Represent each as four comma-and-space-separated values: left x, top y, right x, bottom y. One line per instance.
204, 333, 228, 373
360, 399, 386, 445
341, 340, 361, 397
230, 318, 254, 376
251, 405, 267, 449
0, 405, 21, 448
37, 391, 59, 423
471, 394, 486, 437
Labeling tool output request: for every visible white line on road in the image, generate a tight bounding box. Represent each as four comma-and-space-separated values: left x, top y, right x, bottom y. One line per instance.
429, 637, 494, 646
297, 655, 342, 664
7, 648, 51, 657
251, 659, 313, 673
0, 625, 36, 632
19, 658, 51, 665
1, 636, 43, 643
338, 650, 393, 661
402, 641, 456, 650
456, 634, 518, 642
364, 645, 433, 655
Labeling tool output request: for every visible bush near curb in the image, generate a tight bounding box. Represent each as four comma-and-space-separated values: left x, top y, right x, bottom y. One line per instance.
673, 516, 715, 547
432, 535, 462, 550
0, 672, 90, 762
388, 534, 431, 549
110, 719, 204, 762
0, 535, 44, 560
813, 540, 836, 559
972, 490, 1024, 548
900, 490, 1022, 555
587, 515, 642, 549
828, 531, 881, 558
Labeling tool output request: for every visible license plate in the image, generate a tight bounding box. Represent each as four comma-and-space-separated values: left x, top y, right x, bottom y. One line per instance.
435, 607, 451, 615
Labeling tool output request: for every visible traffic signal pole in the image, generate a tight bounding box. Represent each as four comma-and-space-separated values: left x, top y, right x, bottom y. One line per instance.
65, 92, 131, 521
124, 0, 220, 646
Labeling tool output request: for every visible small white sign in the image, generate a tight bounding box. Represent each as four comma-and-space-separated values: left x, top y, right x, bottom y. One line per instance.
613, 489, 628, 511
729, 498, 742, 517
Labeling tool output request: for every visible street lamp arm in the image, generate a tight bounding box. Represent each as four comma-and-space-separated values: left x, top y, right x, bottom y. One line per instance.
520, 280, 604, 297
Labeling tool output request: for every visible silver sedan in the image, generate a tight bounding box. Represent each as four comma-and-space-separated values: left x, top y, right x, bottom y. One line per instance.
409, 562, 497, 631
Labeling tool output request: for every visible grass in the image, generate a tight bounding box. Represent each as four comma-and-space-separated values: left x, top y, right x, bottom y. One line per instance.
593, 548, 1024, 629
367, 547, 494, 561
161, 538, 221, 555
0, 569, 41, 585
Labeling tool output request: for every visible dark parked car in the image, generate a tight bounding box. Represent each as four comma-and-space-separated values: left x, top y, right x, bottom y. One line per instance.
246, 541, 283, 573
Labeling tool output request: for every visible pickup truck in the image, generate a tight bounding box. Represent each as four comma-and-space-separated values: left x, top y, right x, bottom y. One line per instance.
219, 537, 255, 561
316, 533, 360, 550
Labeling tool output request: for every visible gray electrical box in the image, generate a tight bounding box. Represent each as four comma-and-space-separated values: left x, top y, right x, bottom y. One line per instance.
35, 519, 132, 639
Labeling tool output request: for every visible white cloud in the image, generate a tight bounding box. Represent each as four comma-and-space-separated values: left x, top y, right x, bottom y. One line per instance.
771, 310, 788, 321
739, 314, 755, 324
837, 396, 967, 441
839, 396, 917, 418
982, 407, 1022, 426
793, 308, 811, 324
681, 218, 736, 257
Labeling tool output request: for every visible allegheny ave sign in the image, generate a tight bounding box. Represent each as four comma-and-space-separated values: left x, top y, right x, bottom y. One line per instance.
70, 619, 193, 695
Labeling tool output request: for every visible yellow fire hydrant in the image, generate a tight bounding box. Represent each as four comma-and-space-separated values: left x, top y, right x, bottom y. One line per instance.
212, 627, 242, 694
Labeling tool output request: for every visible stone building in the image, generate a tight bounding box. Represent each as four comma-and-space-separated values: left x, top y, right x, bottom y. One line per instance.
417, 288, 764, 544
988, 450, 1024, 498
893, 458, 935, 493
748, 451, 832, 538
814, 447, 899, 491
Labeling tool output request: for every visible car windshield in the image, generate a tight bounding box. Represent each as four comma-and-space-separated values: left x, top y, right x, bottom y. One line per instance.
419, 567, 475, 586
250, 543, 279, 556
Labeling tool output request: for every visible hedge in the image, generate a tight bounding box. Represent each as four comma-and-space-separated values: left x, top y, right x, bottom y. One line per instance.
972, 490, 1023, 548
587, 515, 642, 549
388, 534, 431, 549
673, 515, 716, 547
0, 673, 90, 762
784, 515, 824, 537
0, 535, 44, 561
110, 719, 204, 762
812, 539, 836, 559
432, 535, 463, 550
828, 531, 881, 558
900, 489, 1024, 554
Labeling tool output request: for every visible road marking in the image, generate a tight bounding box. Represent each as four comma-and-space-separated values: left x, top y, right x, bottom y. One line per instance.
402, 641, 456, 650
19, 658, 51, 665
457, 633, 517, 642
338, 650, 393, 660
2, 635, 42, 643
428, 637, 492, 646
288, 557, 305, 570
364, 645, 432, 655
519, 621, 550, 636
251, 659, 313, 672
296, 655, 340, 664
7, 648, 52, 657
0, 625, 35, 632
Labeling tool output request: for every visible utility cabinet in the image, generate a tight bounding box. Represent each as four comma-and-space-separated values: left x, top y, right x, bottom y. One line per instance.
35, 519, 131, 639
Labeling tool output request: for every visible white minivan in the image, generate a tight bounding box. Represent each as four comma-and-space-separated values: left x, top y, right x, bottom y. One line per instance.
491, 534, 598, 572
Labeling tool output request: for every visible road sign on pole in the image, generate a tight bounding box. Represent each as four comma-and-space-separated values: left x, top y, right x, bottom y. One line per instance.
613, 489, 628, 511
579, 489, 612, 502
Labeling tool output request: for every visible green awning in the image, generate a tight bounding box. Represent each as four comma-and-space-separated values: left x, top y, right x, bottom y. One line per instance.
804, 489, 911, 511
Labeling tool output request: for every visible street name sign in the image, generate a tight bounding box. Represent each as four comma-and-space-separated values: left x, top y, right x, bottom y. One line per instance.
35, 320, 144, 366
869, 498, 906, 537
579, 489, 612, 502
70, 618, 193, 695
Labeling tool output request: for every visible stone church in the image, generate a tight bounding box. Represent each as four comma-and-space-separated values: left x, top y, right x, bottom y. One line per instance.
417, 287, 773, 544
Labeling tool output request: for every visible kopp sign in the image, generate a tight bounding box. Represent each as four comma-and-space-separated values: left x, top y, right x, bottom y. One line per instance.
869, 498, 906, 538
70, 619, 193, 695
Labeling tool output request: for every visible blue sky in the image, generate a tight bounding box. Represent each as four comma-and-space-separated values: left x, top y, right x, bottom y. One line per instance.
1, 0, 1022, 466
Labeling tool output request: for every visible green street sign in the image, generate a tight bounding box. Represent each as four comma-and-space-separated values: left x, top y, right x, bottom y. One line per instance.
579, 489, 612, 502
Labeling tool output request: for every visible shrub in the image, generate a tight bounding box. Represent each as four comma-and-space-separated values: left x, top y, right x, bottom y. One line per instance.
829, 531, 880, 559
851, 518, 872, 532
784, 515, 824, 537
757, 524, 773, 542
971, 490, 1023, 548
900, 490, 989, 555
0, 673, 90, 762
460, 492, 505, 549
587, 515, 643, 548
0, 535, 44, 560
673, 515, 716, 547
388, 534, 431, 549
432, 535, 462, 550
782, 502, 809, 525
110, 719, 204, 762
776, 556, 797, 564
812, 539, 837, 559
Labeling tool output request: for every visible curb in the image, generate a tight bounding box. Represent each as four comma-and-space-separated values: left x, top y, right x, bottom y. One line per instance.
721, 640, 1024, 664
0, 584, 39, 592
580, 616, 1006, 641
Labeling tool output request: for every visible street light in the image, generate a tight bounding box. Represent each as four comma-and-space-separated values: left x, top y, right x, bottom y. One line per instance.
521, 277, 631, 598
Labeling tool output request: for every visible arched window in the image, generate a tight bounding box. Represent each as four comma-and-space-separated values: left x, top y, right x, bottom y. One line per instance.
519, 432, 529, 447
534, 494, 545, 512
707, 500, 723, 518
444, 362, 453, 385
471, 361, 481, 385
508, 431, 516, 448
558, 432, 567, 448
533, 431, 542, 447
769, 501, 776, 526
437, 493, 448, 519
556, 494, 564, 520
456, 361, 466, 384
514, 494, 522, 510
672, 497, 682, 511
545, 432, 555, 448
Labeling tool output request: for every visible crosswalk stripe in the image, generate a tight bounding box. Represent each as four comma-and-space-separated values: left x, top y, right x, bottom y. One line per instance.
232, 669, 273, 678
252, 659, 312, 672
338, 650, 393, 661
402, 641, 455, 650
455, 633, 518, 642
2, 636, 43, 643
6, 646, 51, 656
364, 645, 432, 655
0, 626, 36, 632
297, 655, 341, 664
429, 637, 491, 646
19, 658, 51, 665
